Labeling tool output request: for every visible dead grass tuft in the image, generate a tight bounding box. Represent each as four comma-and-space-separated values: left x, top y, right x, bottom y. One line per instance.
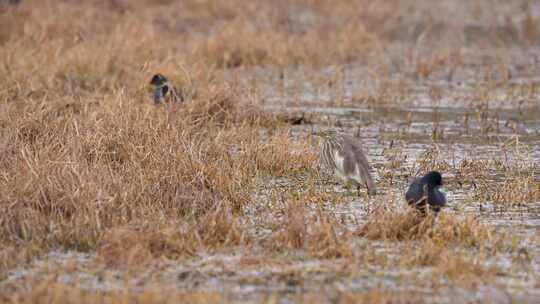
358, 201, 510, 252
357, 203, 435, 241
98, 205, 249, 268
181, 83, 269, 126
335, 290, 425, 304
98, 227, 161, 268
0, 278, 224, 304
264, 201, 352, 259
475, 174, 540, 206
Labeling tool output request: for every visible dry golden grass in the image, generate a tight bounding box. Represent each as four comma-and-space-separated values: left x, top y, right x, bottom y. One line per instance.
355, 198, 522, 286
263, 200, 353, 259
476, 174, 540, 206
296, 290, 426, 304
357, 200, 509, 250
1, 279, 224, 304
1, 0, 539, 302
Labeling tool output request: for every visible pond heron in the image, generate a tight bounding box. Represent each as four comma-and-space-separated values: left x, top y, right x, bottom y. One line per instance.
314, 130, 377, 196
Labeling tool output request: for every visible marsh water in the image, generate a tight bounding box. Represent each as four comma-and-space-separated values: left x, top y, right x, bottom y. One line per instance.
3, 62, 540, 302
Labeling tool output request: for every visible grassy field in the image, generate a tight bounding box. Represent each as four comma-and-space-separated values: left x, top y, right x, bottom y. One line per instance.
1, 0, 539, 303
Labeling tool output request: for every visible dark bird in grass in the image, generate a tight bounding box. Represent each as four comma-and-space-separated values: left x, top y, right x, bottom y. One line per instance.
313, 130, 377, 196
405, 171, 447, 214
149, 73, 184, 104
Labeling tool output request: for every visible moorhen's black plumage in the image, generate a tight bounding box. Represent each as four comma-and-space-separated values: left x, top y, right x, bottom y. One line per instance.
405, 171, 446, 213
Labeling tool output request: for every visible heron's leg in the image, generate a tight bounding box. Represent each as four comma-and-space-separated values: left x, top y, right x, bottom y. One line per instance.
343, 180, 355, 196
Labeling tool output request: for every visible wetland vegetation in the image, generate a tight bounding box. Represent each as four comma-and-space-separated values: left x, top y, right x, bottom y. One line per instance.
0, 0, 539, 303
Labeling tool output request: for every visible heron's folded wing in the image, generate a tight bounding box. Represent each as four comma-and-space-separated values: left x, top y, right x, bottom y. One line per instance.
345, 137, 376, 189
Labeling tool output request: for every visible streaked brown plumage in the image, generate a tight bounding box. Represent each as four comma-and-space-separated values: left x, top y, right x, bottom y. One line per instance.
314, 130, 377, 196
